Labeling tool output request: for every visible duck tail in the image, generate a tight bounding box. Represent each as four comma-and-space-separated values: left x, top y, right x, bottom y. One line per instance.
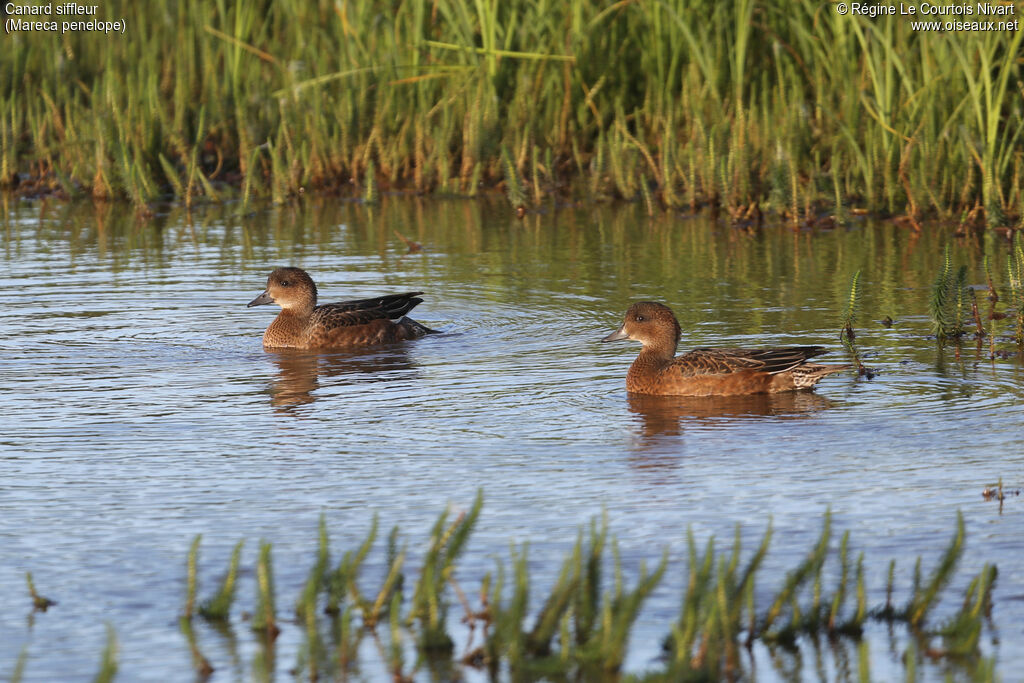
398, 317, 438, 339
792, 363, 851, 389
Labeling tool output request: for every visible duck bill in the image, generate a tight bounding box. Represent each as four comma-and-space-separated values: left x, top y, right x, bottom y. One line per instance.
247, 290, 274, 307
602, 326, 629, 342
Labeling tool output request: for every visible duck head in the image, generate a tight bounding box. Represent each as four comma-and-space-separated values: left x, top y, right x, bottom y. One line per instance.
602, 302, 682, 356
247, 267, 319, 314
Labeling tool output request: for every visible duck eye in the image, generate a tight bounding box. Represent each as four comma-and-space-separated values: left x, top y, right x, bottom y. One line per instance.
279, 280, 289, 286
635, 314, 645, 322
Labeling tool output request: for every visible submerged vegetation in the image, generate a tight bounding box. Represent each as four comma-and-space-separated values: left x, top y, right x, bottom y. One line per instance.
3, 0, 1024, 224
17, 495, 1003, 680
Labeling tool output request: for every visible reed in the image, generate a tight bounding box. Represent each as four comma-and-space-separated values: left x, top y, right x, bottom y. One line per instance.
3, 0, 1021, 224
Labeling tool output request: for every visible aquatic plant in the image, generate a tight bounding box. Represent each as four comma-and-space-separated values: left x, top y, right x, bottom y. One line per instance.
363, 159, 379, 205
294, 521, 330, 682
183, 535, 200, 619
930, 246, 971, 341
1010, 232, 1024, 345
197, 540, 244, 621
839, 269, 870, 375
252, 542, 279, 638
983, 254, 1000, 358
93, 625, 119, 683
662, 523, 770, 678
9, 648, 27, 683
25, 572, 55, 612
325, 513, 377, 616
295, 515, 330, 621
500, 145, 526, 211
160, 498, 998, 681
906, 511, 964, 627
178, 615, 213, 678
408, 490, 481, 652
6, 495, 1003, 680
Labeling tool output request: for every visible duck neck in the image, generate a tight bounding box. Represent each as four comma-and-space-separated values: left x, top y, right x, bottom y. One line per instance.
638, 339, 677, 363
628, 342, 676, 378
265, 309, 309, 347
281, 301, 315, 320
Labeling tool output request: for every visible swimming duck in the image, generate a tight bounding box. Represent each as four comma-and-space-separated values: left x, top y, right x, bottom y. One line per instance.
247, 267, 433, 349
602, 302, 848, 396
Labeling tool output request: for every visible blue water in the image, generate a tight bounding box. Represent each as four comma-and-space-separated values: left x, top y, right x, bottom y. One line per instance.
2, 198, 1022, 681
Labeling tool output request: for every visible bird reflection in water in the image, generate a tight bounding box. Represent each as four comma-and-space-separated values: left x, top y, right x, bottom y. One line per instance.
266, 346, 418, 412
627, 391, 834, 439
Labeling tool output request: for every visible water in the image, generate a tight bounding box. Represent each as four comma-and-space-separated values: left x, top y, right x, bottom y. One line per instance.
2, 196, 1022, 681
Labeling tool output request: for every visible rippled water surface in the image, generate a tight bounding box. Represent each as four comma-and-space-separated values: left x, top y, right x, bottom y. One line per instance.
2, 197, 1023, 681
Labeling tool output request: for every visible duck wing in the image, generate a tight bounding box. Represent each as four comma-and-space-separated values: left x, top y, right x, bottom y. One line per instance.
674, 346, 827, 377
311, 292, 424, 328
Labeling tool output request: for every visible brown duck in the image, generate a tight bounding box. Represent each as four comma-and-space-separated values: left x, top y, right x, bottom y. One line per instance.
247, 267, 433, 349
603, 302, 848, 396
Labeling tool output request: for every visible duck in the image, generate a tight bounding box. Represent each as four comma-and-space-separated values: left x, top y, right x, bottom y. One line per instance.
247, 267, 433, 349
602, 302, 848, 396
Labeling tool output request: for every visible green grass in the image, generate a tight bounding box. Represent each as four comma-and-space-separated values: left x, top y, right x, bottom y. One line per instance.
162, 498, 1001, 680
3, 0, 1022, 224
12, 497, 1003, 680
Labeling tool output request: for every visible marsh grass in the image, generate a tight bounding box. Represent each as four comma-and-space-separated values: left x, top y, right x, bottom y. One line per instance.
10, 496, 1002, 680
198, 540, 244, 621
252, 541, 279, 638
152, 496, 998, 681
3, 0, 1022, 224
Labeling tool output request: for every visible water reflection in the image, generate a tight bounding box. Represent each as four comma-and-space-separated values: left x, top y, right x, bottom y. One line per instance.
4, 196, 1024, 681
265, 346, 419, 413
627, 391, 834, 438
